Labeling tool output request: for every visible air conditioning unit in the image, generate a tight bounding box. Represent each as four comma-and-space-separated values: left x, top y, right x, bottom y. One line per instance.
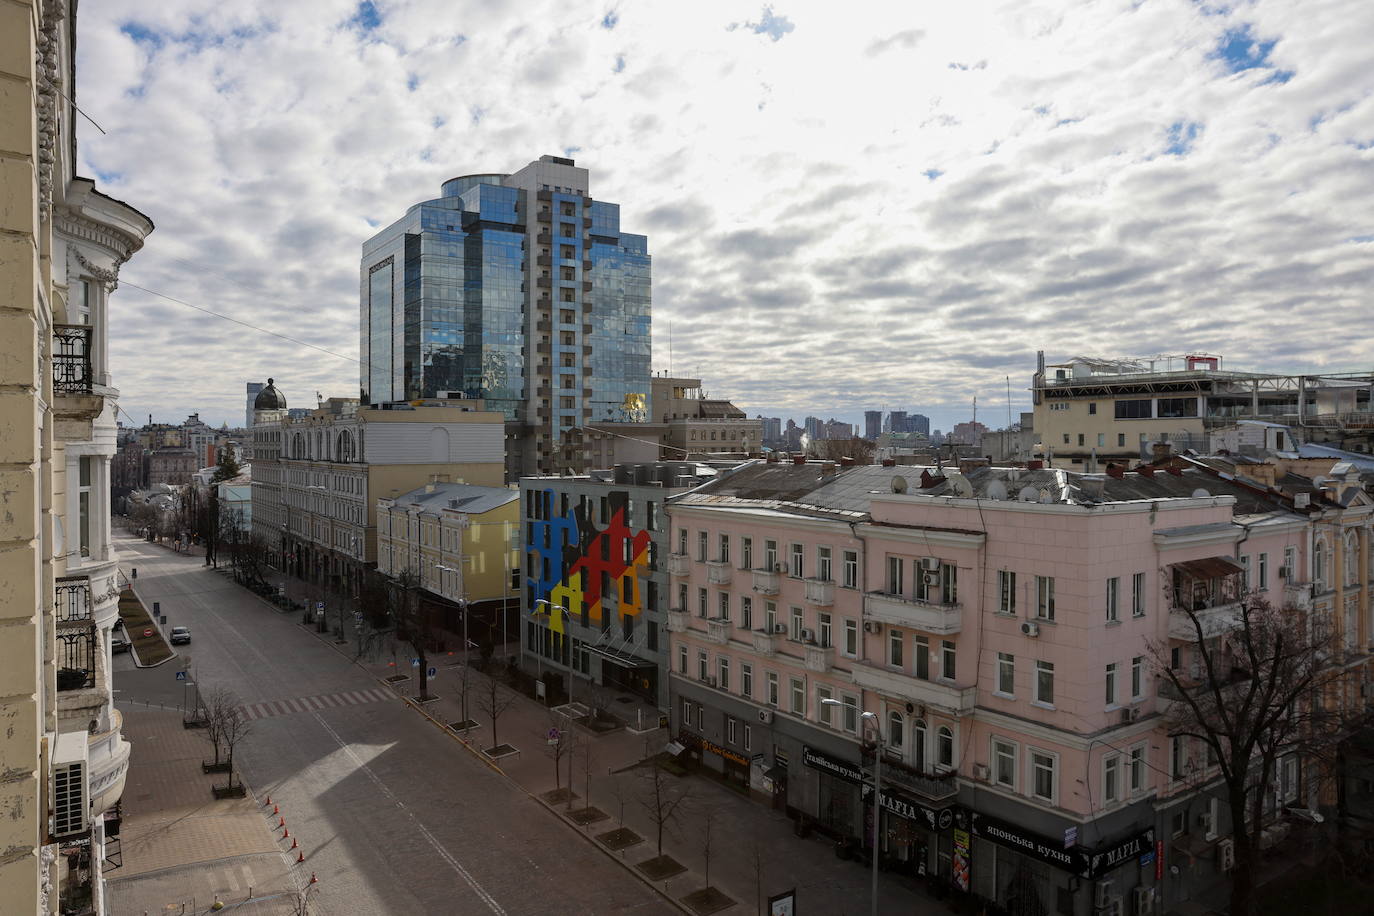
774, 563, 787, 573
51, 731, 89, 839
800, 628, 815, 643
1278, 566, 1292, 579
1132, 885, 1155, 916
1217, 837, 1235, 872
707, 676, 717, 688
1021, 621, 1040, 637
773, 623, 787, 634
758, 709, 773, 724
921, 557, 941, 571
863, 620, 882, 634
1094, 879, 1115, 909
923, 572, 941, 588
1119, 707, 1139, 724
972, 763, 990, 781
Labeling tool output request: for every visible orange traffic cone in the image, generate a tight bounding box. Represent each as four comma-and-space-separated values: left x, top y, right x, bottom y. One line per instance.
309, 872, 317, 884
283, 827, 290, 839
297, 850, 305, 863
264, 795, 271, 806
273, 804, 279, 815
290, 837, 298, 850
278, 816, 285, 828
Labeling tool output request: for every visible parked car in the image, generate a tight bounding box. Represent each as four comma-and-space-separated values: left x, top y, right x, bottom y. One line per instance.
169, 626, 191, 645
111, 631, 130, 653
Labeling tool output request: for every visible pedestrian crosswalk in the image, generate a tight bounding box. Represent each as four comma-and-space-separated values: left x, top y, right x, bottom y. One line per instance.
239, 687, 394, 721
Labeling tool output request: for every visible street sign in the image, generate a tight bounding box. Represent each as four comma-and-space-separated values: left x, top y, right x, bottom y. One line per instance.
143, 628, 153, 638
354, 612, 362, 620
427, 667, 437, 678
175, 671, 187, 682
1064, 825, 1078, 849
411, 658, 420, 667
316, 601, 325, 611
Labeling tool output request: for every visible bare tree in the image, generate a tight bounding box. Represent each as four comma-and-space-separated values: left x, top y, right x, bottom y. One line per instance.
220, 698, 254, 792
750, 831, 766, 915
700, 805, 719, 888
391, 568, 436, 701
286, 879, 318, 916
476, 674, 517, 753
454, 663, 476, 730
1150, 585, 1351, 916
809, 436, 876, 464
546, 712, 575, 789
610, 771, 629, 826
638, 761, 690, 856
197, 686, 233, 768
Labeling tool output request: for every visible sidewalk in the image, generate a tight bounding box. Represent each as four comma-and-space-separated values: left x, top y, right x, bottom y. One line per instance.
247, 566, 952, 916
106, 703, 305, 915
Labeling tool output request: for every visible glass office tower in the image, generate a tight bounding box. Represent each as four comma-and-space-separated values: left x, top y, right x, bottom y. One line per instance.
360, 156, 651, 475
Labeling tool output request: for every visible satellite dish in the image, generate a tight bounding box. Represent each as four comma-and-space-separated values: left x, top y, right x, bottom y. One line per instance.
1018, 486, 1038, 502
986, 480, 1008, 501
891, 475, 908, 494
950, 476, 974, 498
1191, 488, 1210, 498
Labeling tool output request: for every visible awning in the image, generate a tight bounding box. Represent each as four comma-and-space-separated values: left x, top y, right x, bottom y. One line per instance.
585, 644, 656, 668
1174, 556, 1244, 579
763, 765, 787, 781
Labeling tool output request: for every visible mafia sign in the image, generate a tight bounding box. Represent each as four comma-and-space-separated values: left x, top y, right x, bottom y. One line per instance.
969, 812, 1154, 879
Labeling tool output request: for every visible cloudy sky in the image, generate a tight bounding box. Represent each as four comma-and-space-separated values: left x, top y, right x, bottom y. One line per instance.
78, 0, 1374, 434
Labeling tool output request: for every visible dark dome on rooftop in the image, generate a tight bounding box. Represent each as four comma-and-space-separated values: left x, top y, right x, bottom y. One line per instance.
254, 378, 286, 410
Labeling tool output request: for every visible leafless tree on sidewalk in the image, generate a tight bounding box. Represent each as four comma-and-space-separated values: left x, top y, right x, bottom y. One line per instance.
700, 805, 719, 888
220, 698, 254, 792
546, 711, 575, 789
197, 686, 233, 769
638, 761, 690, 856
476, 673, 517, 753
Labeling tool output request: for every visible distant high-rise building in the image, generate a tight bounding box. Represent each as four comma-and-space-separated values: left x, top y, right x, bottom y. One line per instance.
246, 381, 264, 429
361, 155, 651, 480
888, 410, 908, 434
823, 418, 853, 439
804, 416, 823, 440
864, 410, 882, 439
758, 415, 782, 446
909, 413, 931, 436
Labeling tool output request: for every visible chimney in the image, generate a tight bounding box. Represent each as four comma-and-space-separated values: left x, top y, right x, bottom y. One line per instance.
1166, 466, 1183, 476
1151, 441, 1172, 462
792, 455, 806, 465
839, 456, 856, 468
881, 458, 896, 467
1026, 460, 1044, 471
766, 452, 779, 463
821, 461, 837, 476
1136, 465, 1154, 478
1106, 463, 1125, 479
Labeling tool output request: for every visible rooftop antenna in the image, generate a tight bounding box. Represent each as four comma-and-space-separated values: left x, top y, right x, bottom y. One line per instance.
668, 318, 673, 376
1006, 376, 1013, 430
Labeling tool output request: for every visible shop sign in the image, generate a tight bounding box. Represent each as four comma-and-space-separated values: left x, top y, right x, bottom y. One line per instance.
952, 829, 971, 891
702, 738, 749, 767
868, 785, 954, 833
969, 812, 1154, 879
802, 744, 865, 785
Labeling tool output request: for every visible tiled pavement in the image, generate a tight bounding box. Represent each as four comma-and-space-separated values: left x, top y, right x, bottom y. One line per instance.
107, 704, 303, 914
238, 687, 394, 721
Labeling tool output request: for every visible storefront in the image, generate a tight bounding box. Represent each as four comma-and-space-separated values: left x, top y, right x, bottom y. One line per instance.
802, 744, 864, 837
680, 731, 752, 788
862, 784, 959, 879
968, 810, 1155, 914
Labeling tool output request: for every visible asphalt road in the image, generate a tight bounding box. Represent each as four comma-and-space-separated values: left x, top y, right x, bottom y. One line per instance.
113, 533, 669, 915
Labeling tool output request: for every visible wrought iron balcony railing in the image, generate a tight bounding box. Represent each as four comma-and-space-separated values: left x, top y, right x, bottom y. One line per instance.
53, 324, 94, 395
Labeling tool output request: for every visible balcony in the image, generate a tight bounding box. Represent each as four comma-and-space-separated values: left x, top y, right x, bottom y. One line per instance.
865, 746, 960, 801
804, 578, 835, 606
706, 560, 733, 585
55, 579, 96, 691
1283, 580, 1313, 611
1168, 599, 1243, 640
751, 568, 780, 595
752, 628, 783, 656
537, 276, 552, 288
849, 661, 975, 717
804, 642, 835, 673
536, 231, 553, 244
706, 617, 731, 644
863, 591, 962, 635
53, 324, 94, 395
667, 553, 691, 577
666, 609, 689, 633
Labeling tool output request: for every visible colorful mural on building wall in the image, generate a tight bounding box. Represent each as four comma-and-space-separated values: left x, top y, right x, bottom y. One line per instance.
525, 488, 655, 636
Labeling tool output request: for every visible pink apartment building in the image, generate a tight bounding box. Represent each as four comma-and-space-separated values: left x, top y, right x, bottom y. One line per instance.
666, 458, 1372, 916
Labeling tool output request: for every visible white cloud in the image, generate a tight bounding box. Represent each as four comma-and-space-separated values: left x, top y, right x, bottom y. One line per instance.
77, 0, 1374, 433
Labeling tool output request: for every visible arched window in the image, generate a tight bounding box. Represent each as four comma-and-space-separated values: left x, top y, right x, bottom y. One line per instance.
1314, 540, 1326, 589
888, 711, 904, 750
937, 726, 955, 769
1343, 531, 1358, 585
912, 719, 927, 771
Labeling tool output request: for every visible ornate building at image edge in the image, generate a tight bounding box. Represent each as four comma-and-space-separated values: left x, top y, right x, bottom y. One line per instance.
360, 155, 651, 481
0, 1, 154, 912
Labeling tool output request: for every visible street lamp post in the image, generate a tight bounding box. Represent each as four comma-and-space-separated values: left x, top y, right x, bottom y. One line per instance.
435, 563, 468, 668
823, 699, 883, 916
534, 599, 571, 709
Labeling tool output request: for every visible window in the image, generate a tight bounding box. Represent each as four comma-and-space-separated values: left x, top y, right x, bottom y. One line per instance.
1117, 433, 1126, 447
841, 694, 859, 733
913, 719, 927, 769
1258, 552, 1268, 590
1240, 554, 1250, 591
1088, 402, 1097, 415
678, 645, 687, 674
1157, 397, 1198, 418
683, 698, 693, 727
741, 537, 752, 570
1030, 751, 1057, 802
1063, 433, 1070, 445
1132, 573, 1145, 617
77, 456, 92, 557
1202, 797, 1219, 840
1131, 656, 1143, 699
818, 613, 832, 648
998, 570, 1016, 614
1097, 433, 1106, 447
1106, 577, 1119, 622
940, 640, 956, 680
718, 592, 729, 620
718, 533, 730, 563
941, 563, 958, 605
676, 528, 688, 555
1104, 755, 1121, 804
993, 739, 1017, 788
697, 530, 708, 561
1284, 545, 1296, 580
843, 619, 858, 657
1078, 434, 1085, 447
1105, 662, 1118, 707
790, 607, 803, 641
1314, 540, 1326, 589
1115, 398, 1152, 419
764, 539, 777, 569
843, 550, 858, 588
914, 636, 930, 680
887, 556, 904, 594
697, 651, 708, 681
1035, 660, 1055, 706
790, 678, 805, 715
817, 685, 834, 726
1129, 744, 1146, 793
889, 711, 905, 749
743, 725, 752, 751
741, 596, 753, 630
718, 657, 730, 690
817, 546, 832, 581
765, 601, 777, 632
726, 716, 736, 744
937, 726, 954, 769
1036, 576, 1055, 620
741, 663, 753, 698
889, 628, 904, 667
676, 583, 687, 612
767, 672, 779, 706
698, 588, 708, 618
1170, 737, 1185, 780
997, 653, 1015, 696
790, 543, 804, 578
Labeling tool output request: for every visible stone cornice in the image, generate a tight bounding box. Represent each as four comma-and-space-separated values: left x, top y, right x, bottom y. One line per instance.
56, 209, 144, 266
